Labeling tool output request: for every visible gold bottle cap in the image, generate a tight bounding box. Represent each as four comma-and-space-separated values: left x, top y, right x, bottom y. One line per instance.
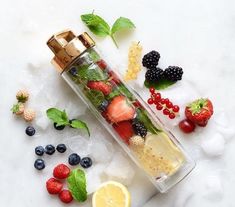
47, 30, 95, 73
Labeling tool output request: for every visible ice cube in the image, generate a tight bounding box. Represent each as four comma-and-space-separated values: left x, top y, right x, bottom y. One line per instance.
104, 151, 135, 185
203, 175, 223, 201
201, 133, 225, 157
66, 135, 91, 157
89, 139, 114, 163
86, 164, 107, 195
35, 115, 50, 131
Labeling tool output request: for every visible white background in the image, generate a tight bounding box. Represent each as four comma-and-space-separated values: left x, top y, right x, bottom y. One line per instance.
0, 0, 235, 207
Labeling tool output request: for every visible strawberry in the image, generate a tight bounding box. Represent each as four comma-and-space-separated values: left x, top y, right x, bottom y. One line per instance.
59, 190, 73, 203
113, 121, 134, 144
106, 95, 135, 123
53, 164, 70, 179
46, 178, 63, 194
87, 81, 112, 95
185, 98, 213, 127
109, 71, 121, 84
96, 59, 107, 70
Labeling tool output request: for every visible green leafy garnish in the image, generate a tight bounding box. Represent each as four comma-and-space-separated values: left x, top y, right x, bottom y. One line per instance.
78, 65, 108, 81
144, 79, 176, 90
46, 108, 69, 126
11, 103, 20, 114
67, 168, 87, 202
46, 108, 90, 136
85, 89, 104, 108
81, 14, 110, 37
136, 108, 162, 134
107, 83, 133, 100
70, 120, 90, 136
81, 13, 135, 47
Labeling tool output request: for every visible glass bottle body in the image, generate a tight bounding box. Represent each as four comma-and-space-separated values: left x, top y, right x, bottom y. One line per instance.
61, 47, 195, 192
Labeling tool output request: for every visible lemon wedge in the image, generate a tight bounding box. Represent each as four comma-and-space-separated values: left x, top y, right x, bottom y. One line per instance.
92, 181, 131, 207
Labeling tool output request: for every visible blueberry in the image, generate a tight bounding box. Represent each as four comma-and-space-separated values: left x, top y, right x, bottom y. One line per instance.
34, 159, 45, 170
68, 153, 81, 166
56, 144, 67, 153
80, 157, 92, 168
25, 126, 36, 136
35, 146, 44, 156
98, 100, 109, 112
54, 123, 66, 130
69, 67, 77, 76
45, 144, 55, 155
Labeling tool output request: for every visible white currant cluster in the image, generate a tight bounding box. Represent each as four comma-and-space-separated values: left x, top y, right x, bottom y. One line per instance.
124, 42, 142, 81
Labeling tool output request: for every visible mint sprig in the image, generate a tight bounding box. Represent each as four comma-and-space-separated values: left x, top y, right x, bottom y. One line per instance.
81, 13, 135, 47
67, 168, 87, 202
46, 108, 90, 136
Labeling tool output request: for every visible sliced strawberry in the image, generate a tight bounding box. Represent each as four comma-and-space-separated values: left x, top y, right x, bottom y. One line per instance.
96, 59, 107, 70
106, 95, 135, 123
87, 81, 112, 96
109, 71, 121, 84
113, 121, 134, 144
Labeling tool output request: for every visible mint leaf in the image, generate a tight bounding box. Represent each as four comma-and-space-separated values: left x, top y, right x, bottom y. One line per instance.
107, 83, 133, 100
78, 65, 108, 81
70, 120, 90, 136
144, 79, 176, 90
67, 168, 87, 202
46, 108, 69, 126
111, 17, 135, 35
136, 109, 162, 134
81, 14, 110, 37
85, 89, 104, 108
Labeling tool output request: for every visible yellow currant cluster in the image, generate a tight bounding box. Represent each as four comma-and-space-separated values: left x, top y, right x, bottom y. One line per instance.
124, 42, 142, 81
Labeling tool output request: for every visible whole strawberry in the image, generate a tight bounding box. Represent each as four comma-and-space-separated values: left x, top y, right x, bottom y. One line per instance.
16, 89, 29, 103
185, 98, 213, 127
46, 178, 63, 194
11, 103, 25, 115
59, 190, 73, 203
53, 164, 70, 179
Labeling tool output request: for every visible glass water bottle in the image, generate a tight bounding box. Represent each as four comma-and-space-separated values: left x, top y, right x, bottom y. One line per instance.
47, 30, 195, 193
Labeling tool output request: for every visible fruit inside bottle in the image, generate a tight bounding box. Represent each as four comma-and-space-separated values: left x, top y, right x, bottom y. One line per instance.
62, 48, 185, 181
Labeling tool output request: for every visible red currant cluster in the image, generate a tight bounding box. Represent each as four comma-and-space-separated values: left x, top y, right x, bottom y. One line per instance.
147, 87, 180, 119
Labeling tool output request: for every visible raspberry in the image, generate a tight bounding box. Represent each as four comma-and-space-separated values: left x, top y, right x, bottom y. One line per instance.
59, 190, 73, 203
46, 178, 63, 194
132, 119, 147, 138
164, 66, 183, 81
142, 50, 160, 69
53, 164, 70, 179
145, 68, 164, 82
23, 108, 36, 122
129, 136, 145, 147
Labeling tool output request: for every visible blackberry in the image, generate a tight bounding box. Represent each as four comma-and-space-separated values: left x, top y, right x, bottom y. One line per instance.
164, 66, 183, 81
145, 68, 164, 82
132, 119, 147, 138
142, 50, 160, 69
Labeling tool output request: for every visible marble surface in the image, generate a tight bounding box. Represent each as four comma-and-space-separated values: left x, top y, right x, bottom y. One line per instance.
1, 0, 235, 207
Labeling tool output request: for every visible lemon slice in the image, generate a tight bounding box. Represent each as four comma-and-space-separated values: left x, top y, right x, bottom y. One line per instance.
92, 181, 131, 207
